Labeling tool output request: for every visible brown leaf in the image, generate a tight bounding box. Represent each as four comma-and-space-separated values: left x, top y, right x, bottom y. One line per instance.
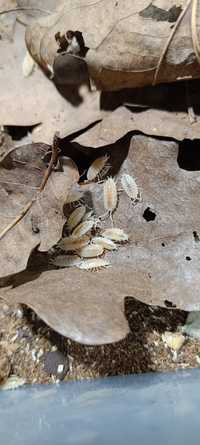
25, 0, 200, 90
1, 135, 200, 345
0, 21, 101, 144
1, 268, 130, 345
85, 135, 200, 311
0, 144, 79, 277
74, 94, 200, 148
50, 80, 200, 146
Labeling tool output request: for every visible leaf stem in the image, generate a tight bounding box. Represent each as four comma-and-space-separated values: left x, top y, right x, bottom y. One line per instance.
0, 7, 52, 16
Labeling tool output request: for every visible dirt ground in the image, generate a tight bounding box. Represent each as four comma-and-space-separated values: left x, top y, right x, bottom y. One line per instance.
1, 297, 200, 386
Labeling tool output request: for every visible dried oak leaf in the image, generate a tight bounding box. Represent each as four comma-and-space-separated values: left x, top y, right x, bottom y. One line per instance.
75, 95, 200, 148
25, 2, 200, 142
25, 0, 200, 90
1, 268, 130, 345
1, 134, 200, 345
0, 143, 79, 277
0, 21, 101, 144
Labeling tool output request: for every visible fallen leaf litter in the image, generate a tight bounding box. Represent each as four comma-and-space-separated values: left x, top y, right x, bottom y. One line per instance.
1, 143, 199, 384
1, 2, 200, 386
1, 134, 200, 345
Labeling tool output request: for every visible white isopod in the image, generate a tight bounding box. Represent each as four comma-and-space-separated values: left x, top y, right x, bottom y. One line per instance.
121, 174, 139, 201
87, 154, 110, 181
67, 205, 86, 232
59, 235, 90, 252
72, 219, 95, 238
103, 177, 118, 216
76, 258, 111, 270
101, 228, 129, 242
50, 254, 81, 268
77, 244, 104, 258
91, 236, 117, 251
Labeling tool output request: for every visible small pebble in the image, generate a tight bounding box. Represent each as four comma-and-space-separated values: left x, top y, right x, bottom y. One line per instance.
162, 332, 185, 352
31, 350, 37, 361
37, 349, 44, 359
14, 307, 24, 319
43, 351, 69, 380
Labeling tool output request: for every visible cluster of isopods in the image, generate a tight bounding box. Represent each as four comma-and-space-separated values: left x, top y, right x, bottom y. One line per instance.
51, 155, 140, 271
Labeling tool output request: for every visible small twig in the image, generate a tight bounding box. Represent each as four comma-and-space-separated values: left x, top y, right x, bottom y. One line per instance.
0, 7, 52, 16
0, 133, 60, 241
153, 0, 192, 85
39, 132, 60, 192
0, 199, 35, 241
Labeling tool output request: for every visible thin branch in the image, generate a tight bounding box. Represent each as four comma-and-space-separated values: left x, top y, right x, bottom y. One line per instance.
0, 7, 52, 16
0, 199, 35, 241
39, 132, 60, 192
153, 0, 192, 85
0, 133, 60, 241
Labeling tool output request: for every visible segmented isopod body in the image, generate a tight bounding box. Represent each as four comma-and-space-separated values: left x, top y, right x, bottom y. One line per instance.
65, 190, 83, 204
121, 174, 138, 200
91, 236, 117, 251
77, 244, 104, 258
76, 258, 111, 270
59, 235, 90, 252
82, 210, 94, 221
103, 177, 118, 214
50, 254, 81, 267
72, 219, 95, 238
87, 154, 110, 181
101, 228, 129, 242
67, 205, 86, 232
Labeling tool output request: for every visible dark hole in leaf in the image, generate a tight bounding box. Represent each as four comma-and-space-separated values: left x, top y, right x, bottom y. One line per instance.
177, 139, 200, 171
164, 300, 176, 308
5, 125, 37, 141
143, 207, 156, 221
185, 256, 192, 261
193, 231, 200, 242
